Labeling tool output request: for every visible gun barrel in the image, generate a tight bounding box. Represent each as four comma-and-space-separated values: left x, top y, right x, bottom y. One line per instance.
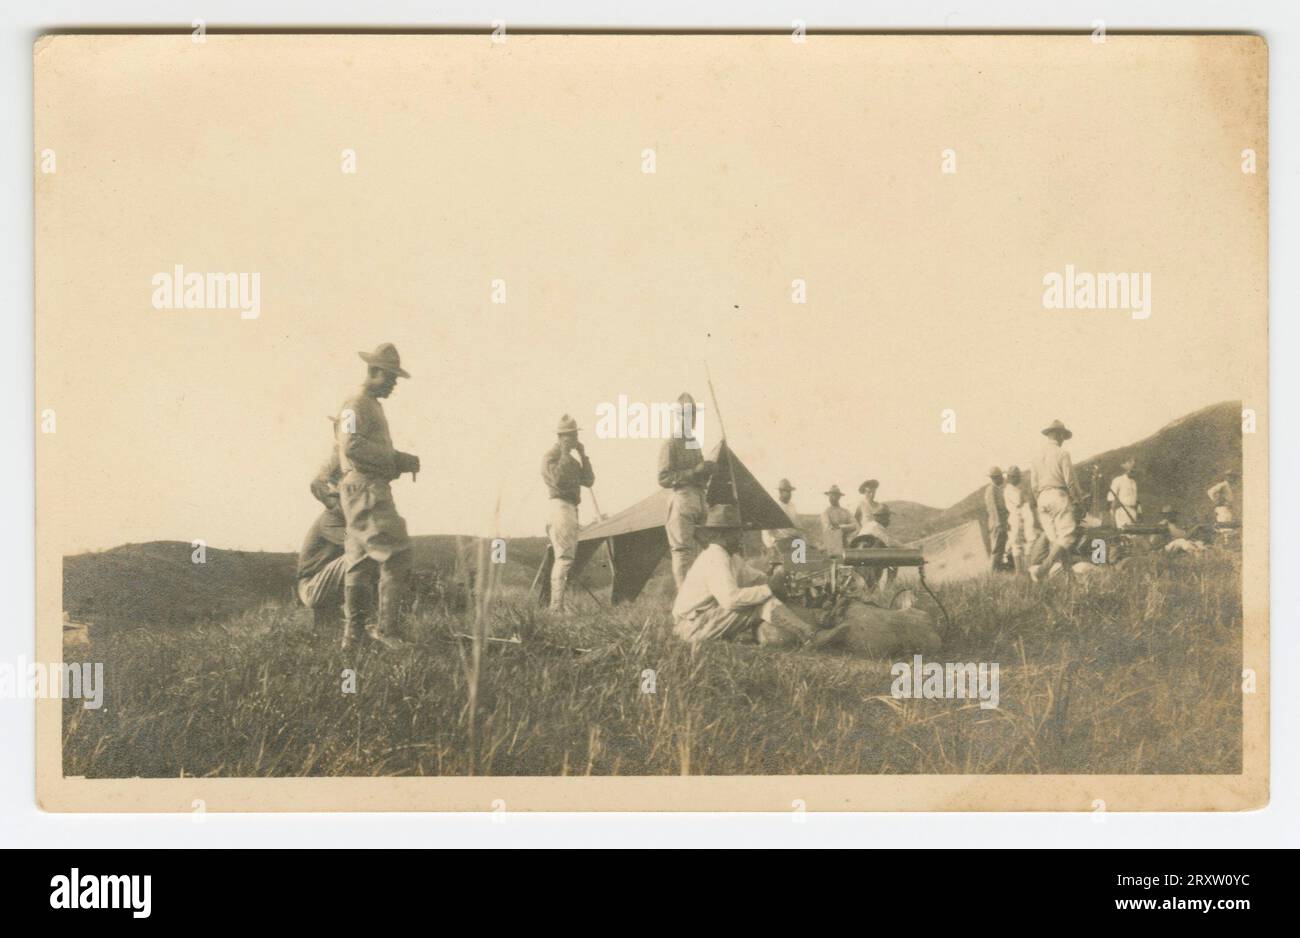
840, 547, 925, 567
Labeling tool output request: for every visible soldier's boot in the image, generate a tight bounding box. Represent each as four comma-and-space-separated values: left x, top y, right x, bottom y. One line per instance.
367, 568, 410, 650
341, 582, 369, 652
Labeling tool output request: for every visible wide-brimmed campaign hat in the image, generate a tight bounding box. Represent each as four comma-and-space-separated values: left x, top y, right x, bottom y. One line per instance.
988, 465, 1004, 478
777, 478, 795, 492
358, 343, 410, 378
698, 503, 744, 530
858, 479, 879, 494
1041, 419, 1073, 440
556, 414, 580, 433
824, 484, 844, 497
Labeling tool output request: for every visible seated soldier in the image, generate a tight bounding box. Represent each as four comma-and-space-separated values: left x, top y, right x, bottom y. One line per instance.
297, 447, 349, 628
849, 503, 900, 591
1025, 510, 1093, 578
672, 504, 817, 648
1154, 505, 1207, 555
849, 504, 893, 545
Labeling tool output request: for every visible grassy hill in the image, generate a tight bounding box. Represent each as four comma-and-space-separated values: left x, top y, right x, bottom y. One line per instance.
63, 542, 296, 627
63, 533, 569, 628
905, 401, 1243, 541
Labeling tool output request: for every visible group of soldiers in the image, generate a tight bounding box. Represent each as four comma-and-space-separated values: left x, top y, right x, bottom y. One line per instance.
541, 391, 821, 647
292, 354, 1243, 650
811, 478, 897, 556
979, 420, 1241, 578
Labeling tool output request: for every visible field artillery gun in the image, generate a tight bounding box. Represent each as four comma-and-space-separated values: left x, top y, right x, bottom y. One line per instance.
1071, 517, 1239, 568
776, 545, 952, 636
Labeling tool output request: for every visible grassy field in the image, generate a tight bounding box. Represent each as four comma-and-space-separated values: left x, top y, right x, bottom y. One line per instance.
63, 548, 1242, 778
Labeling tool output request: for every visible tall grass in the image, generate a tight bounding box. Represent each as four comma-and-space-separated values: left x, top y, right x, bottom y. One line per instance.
63, 550, 1242, 777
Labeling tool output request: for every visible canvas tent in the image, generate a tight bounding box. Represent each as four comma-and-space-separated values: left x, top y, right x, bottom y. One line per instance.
534, 439, 792, 604
898, 519, 988, 584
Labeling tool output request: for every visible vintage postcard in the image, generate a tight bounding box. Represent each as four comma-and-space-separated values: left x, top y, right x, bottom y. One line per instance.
33, 32, 1267, 811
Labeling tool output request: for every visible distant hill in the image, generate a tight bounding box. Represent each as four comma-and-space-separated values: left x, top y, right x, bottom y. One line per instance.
63, 542, 297, 627
63, 401, 1241, 627
63, 533, 589, 628
790, 499, 945, 548
905, 400, 1243, 542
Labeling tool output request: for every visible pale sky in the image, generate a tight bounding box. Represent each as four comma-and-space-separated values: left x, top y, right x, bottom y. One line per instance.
35, 35, 1266, 553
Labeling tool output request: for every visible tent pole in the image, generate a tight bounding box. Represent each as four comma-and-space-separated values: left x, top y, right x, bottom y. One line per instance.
586, 484, 604, 519
704, 360, 728, 440
705, 361, 741, 508
529, 547, 551, 605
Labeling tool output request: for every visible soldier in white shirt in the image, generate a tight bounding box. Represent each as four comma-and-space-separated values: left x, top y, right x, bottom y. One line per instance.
1208, 469, 1240, 546
853, 504, 898, 548
1207, 469, 1239, 523
672, 504, 816, 647
1030, 419, 1086, 582
851, 503, 900, 592
1107, 458, 1140, 528
820, 485, 857, 557
761, 478, 803, 565
1003, 465, 1038, 573
854, 479, 881, 530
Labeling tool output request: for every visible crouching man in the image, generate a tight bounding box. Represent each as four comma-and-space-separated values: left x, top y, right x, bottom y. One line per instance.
671, 504, 817, 648
297, 446, 348, 628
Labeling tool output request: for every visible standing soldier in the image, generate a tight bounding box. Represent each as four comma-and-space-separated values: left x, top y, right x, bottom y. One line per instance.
984, 466, 1009, 572
1030, 419, 1086, 582
542, 414, 595, 612
761, 478, 802, 566
1208, 468, 1240, 546
854, 479, 881, 532
1107, 458, 1140, 528
819, 485, 856, 557
335, 343, 420, 651
1003, 465, 1037, 574
658, 392, 714, 588
1208, 469, 1239, 523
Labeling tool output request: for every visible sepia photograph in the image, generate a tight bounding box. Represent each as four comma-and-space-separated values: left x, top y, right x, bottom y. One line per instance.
30, 30, 1267, 813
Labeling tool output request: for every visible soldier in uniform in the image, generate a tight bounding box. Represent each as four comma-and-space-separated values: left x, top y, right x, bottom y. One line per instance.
657, 392, 714, 588
296, 445, 347, 629
335, 343, 420, 651
541, 414, 595, 612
